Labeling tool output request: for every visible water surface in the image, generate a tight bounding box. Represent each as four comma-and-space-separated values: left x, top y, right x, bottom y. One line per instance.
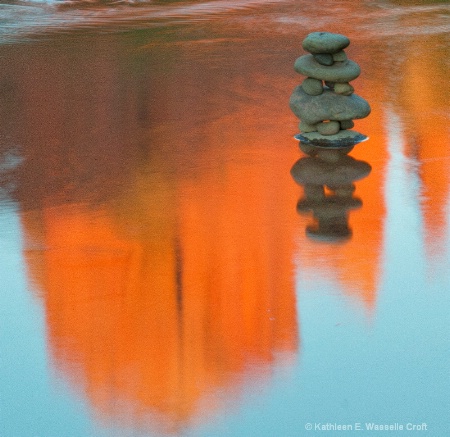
0, 1, 449, 436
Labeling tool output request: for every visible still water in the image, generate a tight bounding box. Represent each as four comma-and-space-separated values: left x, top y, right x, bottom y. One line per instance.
0, 1, 449, 436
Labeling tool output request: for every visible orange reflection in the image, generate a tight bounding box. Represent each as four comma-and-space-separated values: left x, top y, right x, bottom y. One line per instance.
14, 35, 300, 433
21, 165, 299, 433
2, 6, 447, 434
396, 37, 449, 250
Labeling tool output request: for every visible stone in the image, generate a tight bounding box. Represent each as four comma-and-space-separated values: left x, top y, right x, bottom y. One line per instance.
332, 83, 353, 96
340, 120, 354, 130
290, 86, 371, 125
332, 50, 347, 62
301, 77, 323, 96
334, 82, 354, 96
299, 120, 318, 133
324, 81, 335, 90
294, 54, 361, 82
294, 129, 369, 148
313, 53, 334, 66
302, 32, 350, 54
317, 121, 340, 136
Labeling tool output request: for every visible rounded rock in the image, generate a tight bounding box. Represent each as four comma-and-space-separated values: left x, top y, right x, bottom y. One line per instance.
332, 50, 347, 62
313, 53, 334, 66
294, 54, 361, 82
301, 77, 323, 96
340, 120, 355, 130
302, 32, 350, 54
334, 83, 354, 96
317, 121, 340, 136
290, 86, 371, 125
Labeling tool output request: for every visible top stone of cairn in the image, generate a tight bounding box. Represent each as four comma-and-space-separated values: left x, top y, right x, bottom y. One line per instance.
302, 32, 350, 54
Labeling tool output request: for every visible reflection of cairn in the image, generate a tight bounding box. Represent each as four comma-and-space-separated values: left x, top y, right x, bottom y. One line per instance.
290, 32, 371, 147
291, 149, 371, 242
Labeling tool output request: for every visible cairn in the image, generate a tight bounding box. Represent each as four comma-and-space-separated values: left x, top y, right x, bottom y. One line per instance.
290, 32, 371, 148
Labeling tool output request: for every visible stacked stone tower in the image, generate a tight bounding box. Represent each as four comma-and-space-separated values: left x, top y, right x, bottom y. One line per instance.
290, 32, 371, 148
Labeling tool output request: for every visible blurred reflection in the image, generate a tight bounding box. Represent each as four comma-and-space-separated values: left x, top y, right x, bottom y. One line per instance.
291, 147, 371, 242
1, 32, 300, 435
19, 160, 299, 434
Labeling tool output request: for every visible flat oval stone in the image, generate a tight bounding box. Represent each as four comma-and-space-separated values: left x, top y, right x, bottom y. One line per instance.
290, 86, 371, 125
302, 32, 350, 54
294, 130, 369, 148
295, 54, 360, 82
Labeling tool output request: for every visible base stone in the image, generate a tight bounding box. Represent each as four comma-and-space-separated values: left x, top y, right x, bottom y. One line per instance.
294, 129, 368, 148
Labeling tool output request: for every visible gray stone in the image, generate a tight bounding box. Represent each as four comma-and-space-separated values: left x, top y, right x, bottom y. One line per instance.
301, 77, 323, 96
302, 32, 350, 54
290, 86, 371, 125
294, 130, 369, 148
332, 50, 347, 62
340, 120, 354, 130
299, 120, 318, 133
313, 53, 334, 66
294, 54, 361, 82
317, 121, 340, 136
334, 83, 354, 96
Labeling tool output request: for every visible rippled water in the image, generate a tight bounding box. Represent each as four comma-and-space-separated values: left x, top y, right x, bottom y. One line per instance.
0, 1, 449, 437
1, 0, 449, 44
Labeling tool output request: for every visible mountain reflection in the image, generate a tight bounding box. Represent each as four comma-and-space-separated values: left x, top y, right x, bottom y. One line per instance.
3, 32, 300, 435
20, 169, 299, 433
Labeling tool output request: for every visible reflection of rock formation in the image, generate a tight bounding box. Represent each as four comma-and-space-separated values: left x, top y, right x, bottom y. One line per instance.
1, 33, 299, 436
291, 148, 371, 242
20, 161, 299, 434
